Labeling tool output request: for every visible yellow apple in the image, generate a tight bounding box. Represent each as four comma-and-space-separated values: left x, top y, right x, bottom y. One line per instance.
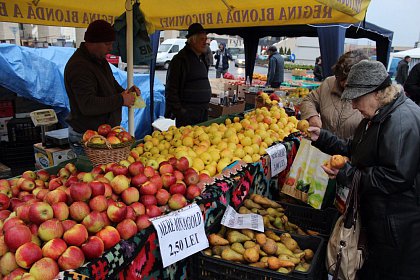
252, 154, 261, 162
217, 158, 231, 173
243, 155, 253, 163
199, 152, 212, 165
240, 136, 252, 147
209, 150, 221, 162
244, 146, 254, 155
192, 158, 205, 172
220, 148, 233, 159
182, 136, 194, 147
234, 148, 246, 159
217, 141, 228, 151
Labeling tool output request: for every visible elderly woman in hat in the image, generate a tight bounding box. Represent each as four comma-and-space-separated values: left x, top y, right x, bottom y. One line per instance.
308, 60, 420, 279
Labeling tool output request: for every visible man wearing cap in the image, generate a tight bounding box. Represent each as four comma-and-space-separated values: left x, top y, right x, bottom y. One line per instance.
165, 23, 211, 127
308, 60, 420, 279
64, 19, 139, 155
266, 45, 284, 88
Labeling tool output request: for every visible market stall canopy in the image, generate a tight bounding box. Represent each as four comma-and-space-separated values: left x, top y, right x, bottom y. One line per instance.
1, 0, 370, 28
392, 48, 420, 59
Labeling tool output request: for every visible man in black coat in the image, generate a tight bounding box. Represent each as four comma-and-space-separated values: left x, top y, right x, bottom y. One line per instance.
395, 55, 411, 85
404, 62, 420, 104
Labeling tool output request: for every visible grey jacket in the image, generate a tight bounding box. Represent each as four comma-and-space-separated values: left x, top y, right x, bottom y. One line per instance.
267, 51, 284, 87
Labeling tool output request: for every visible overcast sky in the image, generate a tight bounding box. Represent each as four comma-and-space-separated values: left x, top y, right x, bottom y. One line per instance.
365, 0, 420, 47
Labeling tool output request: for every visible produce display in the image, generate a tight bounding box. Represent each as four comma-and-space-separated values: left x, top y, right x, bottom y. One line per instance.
206, 227, 314, 274
128, 106, 300, 177
0, 156, 208, 279
82, 124, 134, 147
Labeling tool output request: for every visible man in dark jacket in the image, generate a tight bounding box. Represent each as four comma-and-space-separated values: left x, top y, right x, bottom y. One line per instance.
266, 46, 284, 88
404, 62, 420, 104
64, 20, 138, 155
164, 23, 211, 127
395, 55, 411, 84
214, 42, 232, 78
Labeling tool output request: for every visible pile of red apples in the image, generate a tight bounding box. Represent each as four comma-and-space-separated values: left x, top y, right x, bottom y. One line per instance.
0, 156, 209, 279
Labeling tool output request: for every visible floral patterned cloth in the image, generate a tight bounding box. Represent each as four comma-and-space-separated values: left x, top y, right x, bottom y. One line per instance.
56, 138, 299, 280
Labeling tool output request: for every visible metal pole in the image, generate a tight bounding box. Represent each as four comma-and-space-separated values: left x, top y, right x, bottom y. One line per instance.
126, 0, 135, 135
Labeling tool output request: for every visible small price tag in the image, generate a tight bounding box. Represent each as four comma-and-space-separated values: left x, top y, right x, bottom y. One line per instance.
221, 205, 264, 232
150, 203, 208, 268
265, 143, 287, 177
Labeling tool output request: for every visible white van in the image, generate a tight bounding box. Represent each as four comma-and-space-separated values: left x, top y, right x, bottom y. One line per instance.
156, 38, 187, 69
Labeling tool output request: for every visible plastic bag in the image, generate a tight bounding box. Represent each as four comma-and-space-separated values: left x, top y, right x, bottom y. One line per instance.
132, 92, 146, 109
281, 138, 330, 209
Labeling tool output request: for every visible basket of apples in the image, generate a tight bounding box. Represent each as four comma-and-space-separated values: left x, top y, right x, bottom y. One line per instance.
82, 124, 135, 166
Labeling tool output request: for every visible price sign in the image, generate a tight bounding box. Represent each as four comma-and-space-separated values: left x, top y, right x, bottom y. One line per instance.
221, 205, 264, 232
150, 203, 208, 268
265, 143, 287, 177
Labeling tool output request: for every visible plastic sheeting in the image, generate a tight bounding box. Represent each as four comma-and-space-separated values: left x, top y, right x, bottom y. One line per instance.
0, 44, 165, 140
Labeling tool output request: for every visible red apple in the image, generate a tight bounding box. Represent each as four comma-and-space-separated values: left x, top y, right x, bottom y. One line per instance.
89, 181, 105, 197
176, 157, 190, 172
100, 211, 111, 227
9, 198, 24, 211
81, 236, 104, 260
96, 226, 120, 250
15, 241, 42, 269
82, 129, 98, 142
34, 179, 45, 189
0, 209, 11, 220
174, 170, 184, 181
44, 189, 67, 205
58, 246, 85, 270
4, 225, 32, 252
131, 173, 148, 187
0, 183, 11, 198
139, 194, 157, 206
69, 182, 91, 202
146, 205, 162, 218
116, 219, 138, 240
3, 217, 25, 232
199, 173, 212, 183
103, 182, 113, 198
61, 220, 77, 232
30, 257, 59, 280
128, 161, 144, 177
139, 181, 158, 196
106, 202, 127, 223
150, 174, 163, 190
155, 189, 171, 206
118, 131, 132, 142
63, 224, 88, 246
91, 166, 104, 176
29, 202, 53, 225
69, 201, 90, 222
135, 214, 151, 231
38, 219, 64, 242
58, 168, 70, 180
82, 211, 105, 233
19, 179, 35, 192
184, 169, 199, 185
121, 187, 140, 205
130, 202, 145, 216
159, 163, 174, 175
89, 195, 108, 212
168, 193, 187, 210
64, 175, 78, 188
21, 194, 35, 202
0, 193, 10, 211
143, 166, 156, 178
41, 238, 67, 260
97, 124, 112, 136
51, 202, 69, 221
35, 188, 48, 200
107, 135, 121, 145
125, 206, 136, 220
161, 173, 177, 188
22, 170, 37, 181
36, 170, 50, 182
64, 162, 77, 174
169, 182, 187, 195
186, 184, 201, 200
168, 157, 177, 167
48, 177, 62, 191
110, 175, 130, 194
0, 235, 8, 257
112, 165, 128, 176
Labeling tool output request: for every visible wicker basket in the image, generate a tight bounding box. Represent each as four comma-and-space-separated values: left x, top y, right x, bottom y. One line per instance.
82, 133, 133, 166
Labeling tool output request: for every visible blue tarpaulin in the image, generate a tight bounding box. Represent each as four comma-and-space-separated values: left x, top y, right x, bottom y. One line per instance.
0, 44, 165, 139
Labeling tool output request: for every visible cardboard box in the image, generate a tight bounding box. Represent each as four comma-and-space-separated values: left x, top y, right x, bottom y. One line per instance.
245, 92, 257, 105
237, 85, 250, 98
34, 143, 76, 169
208, 100, 245, 118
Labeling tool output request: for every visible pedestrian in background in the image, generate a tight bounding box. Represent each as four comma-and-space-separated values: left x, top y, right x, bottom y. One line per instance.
266, 45, 284, 88
214, 42, 232, 78
395, 55, 411, 85
404, 62, 420, 105
313, 56, 324, 81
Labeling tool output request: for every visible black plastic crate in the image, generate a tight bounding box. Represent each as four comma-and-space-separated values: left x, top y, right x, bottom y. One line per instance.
0, 141, 35, 176
189, 233, 325, 280
7, 117, 41, 144
280, 202, 339, 239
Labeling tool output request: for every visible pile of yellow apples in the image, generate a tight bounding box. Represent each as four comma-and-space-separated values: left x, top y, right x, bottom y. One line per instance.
127, 106, 299, 177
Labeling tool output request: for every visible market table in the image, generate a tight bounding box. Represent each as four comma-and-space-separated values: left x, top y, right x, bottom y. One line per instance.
54, 136, 300, 280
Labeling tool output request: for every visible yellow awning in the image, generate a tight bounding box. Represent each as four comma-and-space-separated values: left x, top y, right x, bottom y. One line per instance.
1, 0, 371, 29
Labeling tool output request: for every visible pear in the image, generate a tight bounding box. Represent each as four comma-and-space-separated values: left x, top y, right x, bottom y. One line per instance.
304, 248, 314, 261
244, 246, 260, 263
262, 238, 278, 255
276, 242, 294, 256
267, 256, 282, 270
267, 207, 284, 217
281, 237, 299, 251
273, 217, 284, 230
278, 254, 300, 265
244, 241, 257, 249
265, 230, 281, 242
217, 225, 227, 236
277, 267, 292, 274
251, 194, 281, 208
255, 233, 267, 246
221, 248, 244, 262
212, 245, 231, 256
238, 206, 252, 214
244, 199, 263, 209
227, 230, 251, 243
263, 216, 275, 229
249, 262, 268, 268
260, 256, 269, 263
203, 248, 212, 256
241, 229, 255, 240
231, 242, 245, 254
208, 233, 229, 246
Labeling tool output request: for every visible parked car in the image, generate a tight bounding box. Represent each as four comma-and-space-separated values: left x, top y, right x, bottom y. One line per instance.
228, 47, 244, 60
156, 38, 187, 70
106, 54, 120, 67
234, 54, 246, 67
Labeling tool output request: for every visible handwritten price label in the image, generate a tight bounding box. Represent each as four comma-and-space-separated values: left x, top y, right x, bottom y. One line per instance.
266, 143, 287, 177
221, 205, 264, 232
150, 203, 208, 268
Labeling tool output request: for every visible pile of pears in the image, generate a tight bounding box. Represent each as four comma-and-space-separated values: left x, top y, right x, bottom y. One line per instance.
206, 228, 313, 274
238, 194, 311, 235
